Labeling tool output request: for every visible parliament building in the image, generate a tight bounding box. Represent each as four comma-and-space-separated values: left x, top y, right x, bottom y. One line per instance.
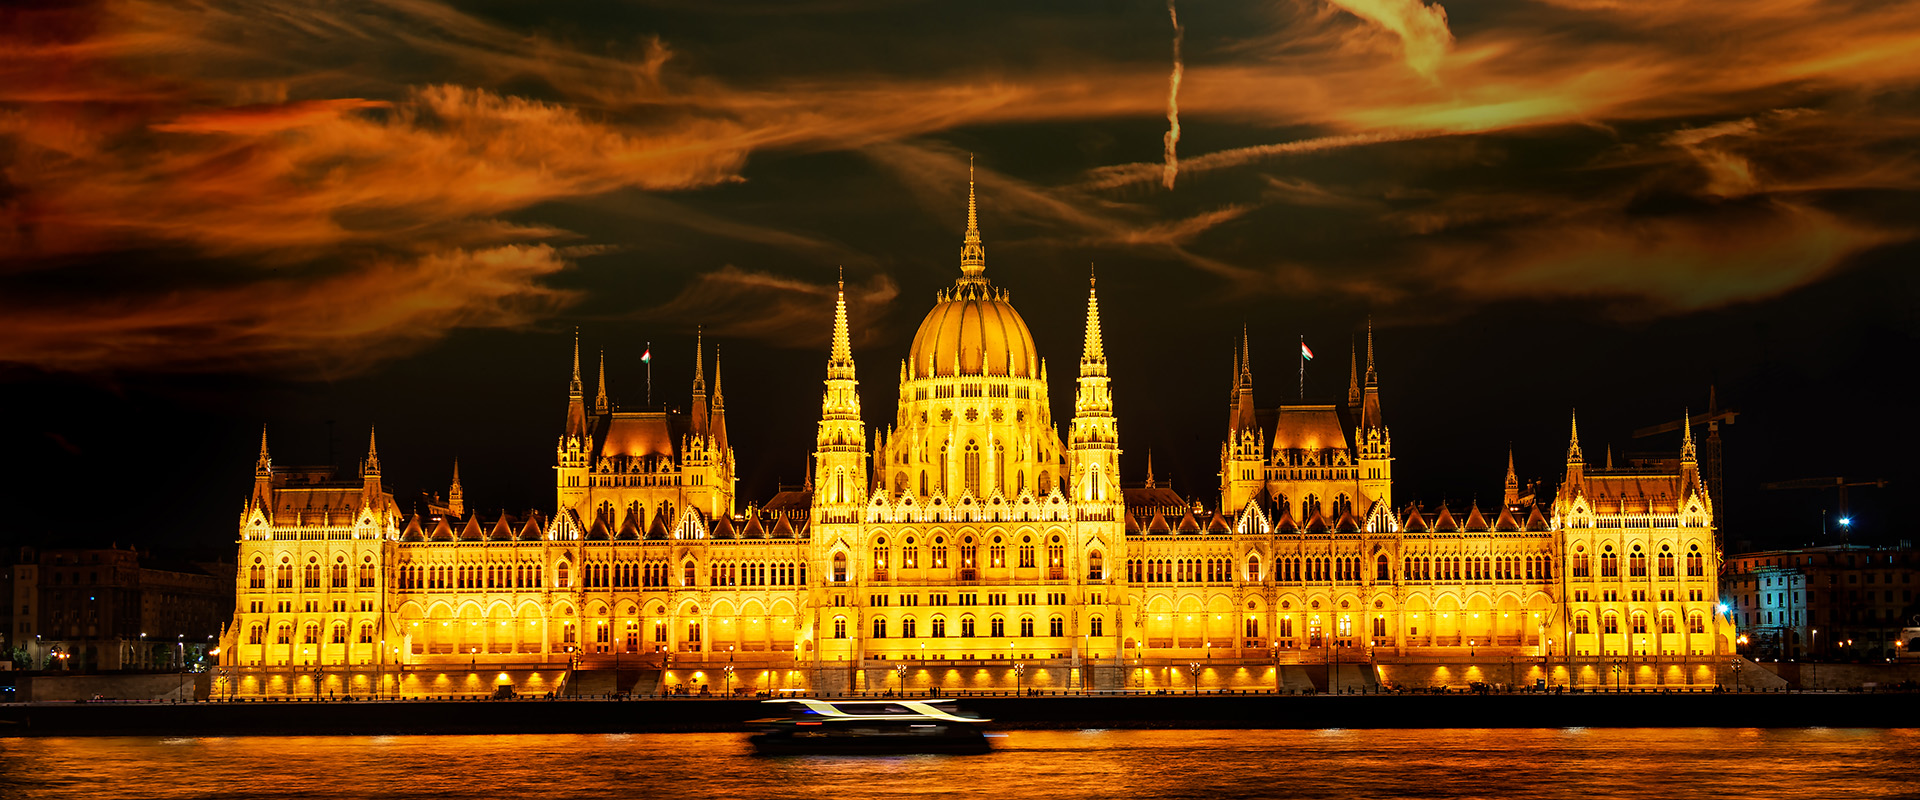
219, 180, 1732, 697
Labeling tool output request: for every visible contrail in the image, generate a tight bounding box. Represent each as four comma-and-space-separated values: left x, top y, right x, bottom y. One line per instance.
1162, 0, 1183, 190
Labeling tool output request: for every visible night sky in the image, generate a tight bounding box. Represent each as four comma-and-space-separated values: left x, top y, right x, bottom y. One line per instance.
3, 0, 1914, 557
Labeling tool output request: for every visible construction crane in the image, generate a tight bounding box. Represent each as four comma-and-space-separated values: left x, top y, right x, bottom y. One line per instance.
1760, 477, 1890, 538
1633, 386, 1737, 530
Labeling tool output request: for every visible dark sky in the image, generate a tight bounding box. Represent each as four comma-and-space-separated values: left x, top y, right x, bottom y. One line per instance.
3, 0, 1916, 557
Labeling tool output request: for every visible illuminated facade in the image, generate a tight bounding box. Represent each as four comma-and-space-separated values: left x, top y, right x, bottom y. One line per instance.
220, 180, 1732, 697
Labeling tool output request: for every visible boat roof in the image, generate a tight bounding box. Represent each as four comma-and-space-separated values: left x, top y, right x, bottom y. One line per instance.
763, 698, 986, 723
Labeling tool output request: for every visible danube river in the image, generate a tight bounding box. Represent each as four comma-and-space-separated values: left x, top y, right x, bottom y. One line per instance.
2, 728, 1912, 799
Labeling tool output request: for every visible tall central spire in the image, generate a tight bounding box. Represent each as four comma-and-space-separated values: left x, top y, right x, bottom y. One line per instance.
959, 155, 986, 282
828, 267, 855, 380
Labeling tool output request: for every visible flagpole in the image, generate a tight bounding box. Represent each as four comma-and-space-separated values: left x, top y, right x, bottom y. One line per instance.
646, 340, 652, 408
1299, 334, 1304, 401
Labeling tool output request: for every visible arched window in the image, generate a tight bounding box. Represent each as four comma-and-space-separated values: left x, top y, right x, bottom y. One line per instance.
359, 622, 375, 644
901, 616, 917, 638
330, 623, 346, 644
303, 623, 320, 644
1574, 613, 1590, 635
964, 440, 980, 494
1572, 545, 1590, 578
1090, 616, 1104, 637
1658, 612, 1676, 634
872, 617, 888, 638
1088, 550, 1105, 580
1602, 613, 1619, 634
990, 537, 1006, 568
248, 624, 264, 644
939, 443, 950, 494
331, 556, 348, 588
1048, 615, 1064, 637
303, 556, 321, 588
682, 560, 696, 586
557, 561, 570, 588
1629, 544, 1647, 577
1687, 612, 1705, 634
1245, 554, 1262, 582
1019, 616, 1035, 637
276, 623, 292, 644
920, 471, 929, 497
1658, 545, 1675, 577
1686, 544, 1704, 577
248, 557, 266, 589
1600, 545, 1618, 577
995, 442, 1006, 491
872, 540, 889, 580
960, 615, 976, 638
903, 538, 919, 570
1047, 537, 1064, 578
277, 557, 294, 589
932, 616, 947, 638
835, 469, 847, 504
1376, 553, 1391, 581
1019, 536, 1036, 569
359, 556, 376, 588
990, 616, 1006, 637
1631, 611, 1648, 634
833, 617, 847, 639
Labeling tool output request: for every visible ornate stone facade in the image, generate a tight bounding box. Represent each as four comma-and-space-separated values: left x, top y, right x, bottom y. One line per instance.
219, 180, 1732, 697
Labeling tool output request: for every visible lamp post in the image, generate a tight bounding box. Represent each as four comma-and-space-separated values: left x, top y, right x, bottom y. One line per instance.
1013, 661, 1027, 696
1610, 658, 1624, 692
894, 663, 906, 696
723, 664, 735, 697
1187, 661, 1202, 694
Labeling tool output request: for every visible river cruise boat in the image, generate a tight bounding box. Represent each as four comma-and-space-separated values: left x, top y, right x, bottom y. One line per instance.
748, 698, 991, 754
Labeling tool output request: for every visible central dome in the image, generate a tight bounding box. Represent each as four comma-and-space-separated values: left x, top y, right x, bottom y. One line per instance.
909, 285, 1037, 378
906, 170, 1037, 379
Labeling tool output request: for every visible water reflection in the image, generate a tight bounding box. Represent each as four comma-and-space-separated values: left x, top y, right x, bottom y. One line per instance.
1, 728, 1912, 800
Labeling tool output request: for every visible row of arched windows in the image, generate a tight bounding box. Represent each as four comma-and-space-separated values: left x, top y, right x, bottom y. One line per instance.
1571, 542, 1709, 580
1401, 554, 1553, 583
249, 554, 376, 591
840, 614, 1103, 640
709, 561, 804, 587
1126, 558, 1233, 584
1573, 610, 1707, 635
397, 561, 545, 591
246, 621, 375, 646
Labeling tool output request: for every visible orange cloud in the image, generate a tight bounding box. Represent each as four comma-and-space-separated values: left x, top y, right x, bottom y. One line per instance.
0, 244, 579, 376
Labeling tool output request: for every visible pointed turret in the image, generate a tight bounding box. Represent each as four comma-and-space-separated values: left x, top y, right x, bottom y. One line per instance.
1234, 325, 1257, 434
1563, 410, 1586, 498
690, 329, 709, 440
711, 351, 729, 454
362, 427, 381, 476
594, 350, 609, 414
1069, 268, 1121, 504
1503, 446, 1519, 506
565, 330, 588, 440
1145, 450, 1156, 488
1679, 407, 1702, 497
1359, 317, 1383, 432
448, 460, 465, 518
815, 269, 866, 509
250, 425, 275, 508
1347, 339, 1362, 416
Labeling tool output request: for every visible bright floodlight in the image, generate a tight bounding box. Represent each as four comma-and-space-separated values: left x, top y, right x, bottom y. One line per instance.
1837, 517, 1852, 526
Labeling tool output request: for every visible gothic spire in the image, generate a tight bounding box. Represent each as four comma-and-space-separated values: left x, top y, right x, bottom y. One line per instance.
1365, 315, 1377, 386
448, 459, 464, 517
255, 425, 271, 473
569, 327, 582, 395
1347, 339, 1362, 411
828, 268, 855, 380
1567, 410, 1584, 463
1080, 267, 1106, 376
363, 427, 381, 475
1503, 445, 1519, 505
959, 156, 986, 282
1681, 407, 1697, 461
1145, 450, 1156, 488
594, 349, 609, 413
693, 325, 706, 395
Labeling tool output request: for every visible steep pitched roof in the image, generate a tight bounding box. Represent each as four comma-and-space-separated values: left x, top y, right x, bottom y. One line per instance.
586, 514, 611, 541
1147, 507, 1172, 534
742, 514, 767, 539
1523, 504, 1550, 532
402, 514, 425, 542
1431, 505, 1458, 533
459, 515, 485, 541
1176, 506, 1202, 534
710, 515, 736, 539
646, 512, 670, 540
1207, 511, 1232, 533
1463, 505, 1489, 532
429, 515, 455, 541
1402, 506, 1429, 533
1494, 505, 1521, 532
771, 514, 796, 539
489, 514, 515, 541
519, 515, 545, 541
1125, 512, 1144, 534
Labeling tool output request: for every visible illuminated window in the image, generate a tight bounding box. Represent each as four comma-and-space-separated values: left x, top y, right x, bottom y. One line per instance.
276, 623, 292, 644
1089, 550, 1105, 580
833, 552, 848, 583
990, 616, 1006, 638
932, 616, 947, 638
961, 616, 975, 638
303, 623, 319, 644
358, 623, 374, 644
1019, 537, 1036, 569
872, 618, 888, 639
1659, 612, 1676, 634
1575, 613, 1590, 635
1019, 616, 1035, 637
833, 618, 847, 639
1376, 553, 1391, 581
901, 617, 917, 638
1602, 613, 1618, 635
248, 624, 264, 645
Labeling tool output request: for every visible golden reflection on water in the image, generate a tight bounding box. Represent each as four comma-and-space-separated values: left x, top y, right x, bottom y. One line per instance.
2, 728, 1914, 799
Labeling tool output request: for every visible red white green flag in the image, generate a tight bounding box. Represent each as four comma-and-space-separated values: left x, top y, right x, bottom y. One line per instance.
1300, 342, 1314, 361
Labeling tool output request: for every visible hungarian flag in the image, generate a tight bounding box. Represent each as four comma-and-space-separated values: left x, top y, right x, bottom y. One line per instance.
1300, 342, 1314, 361
640, 347, 652, 364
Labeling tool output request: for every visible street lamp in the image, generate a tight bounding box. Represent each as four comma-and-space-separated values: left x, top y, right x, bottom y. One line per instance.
894, 663, 906, 695
1187, 661, 1202, 693
1013, 661, 1027, 695
723, 664, 735, 697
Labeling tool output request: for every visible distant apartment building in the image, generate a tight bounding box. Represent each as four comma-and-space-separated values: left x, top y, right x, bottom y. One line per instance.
1721, 543, 1918, 661
4, 547, 234, 671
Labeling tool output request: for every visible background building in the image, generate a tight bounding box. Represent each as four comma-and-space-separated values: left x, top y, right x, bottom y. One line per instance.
4, 546, 231, 671
1722, 543, 1918, 661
